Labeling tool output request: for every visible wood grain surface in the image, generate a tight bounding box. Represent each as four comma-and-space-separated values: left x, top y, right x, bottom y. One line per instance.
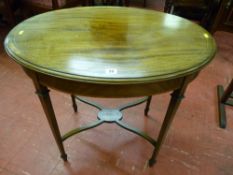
4, 6, 216, 84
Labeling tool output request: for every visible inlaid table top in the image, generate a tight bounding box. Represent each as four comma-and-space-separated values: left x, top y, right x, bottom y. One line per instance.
5, 7, 216, 84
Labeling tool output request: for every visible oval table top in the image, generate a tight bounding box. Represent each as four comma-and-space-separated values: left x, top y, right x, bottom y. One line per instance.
4, 7, 216, 85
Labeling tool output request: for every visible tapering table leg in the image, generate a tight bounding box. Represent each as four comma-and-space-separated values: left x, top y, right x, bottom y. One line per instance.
144, 96, 152, 116
217, 79, 233, 128
34, 82, 67, 161
149, 84, 187, 166
71, 94, 78, 112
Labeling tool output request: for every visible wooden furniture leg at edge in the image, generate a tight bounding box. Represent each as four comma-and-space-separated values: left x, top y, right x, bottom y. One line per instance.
33, 79, 68, 161
148, 77, 189, 166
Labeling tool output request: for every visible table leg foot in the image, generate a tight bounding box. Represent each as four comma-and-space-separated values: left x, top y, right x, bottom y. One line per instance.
148, 158, 156, 167
71, 95, 78, 113
144, 96, 152, 116
61, 153, 68, 161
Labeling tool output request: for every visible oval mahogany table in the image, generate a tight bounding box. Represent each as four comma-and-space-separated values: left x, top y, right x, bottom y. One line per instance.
4, 6, 216, 166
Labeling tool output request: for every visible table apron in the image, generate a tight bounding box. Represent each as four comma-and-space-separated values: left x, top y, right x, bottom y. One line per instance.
23, 67, 198, 98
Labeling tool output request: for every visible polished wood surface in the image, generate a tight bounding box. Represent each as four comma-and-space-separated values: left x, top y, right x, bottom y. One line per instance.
5, 7, 216, 85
